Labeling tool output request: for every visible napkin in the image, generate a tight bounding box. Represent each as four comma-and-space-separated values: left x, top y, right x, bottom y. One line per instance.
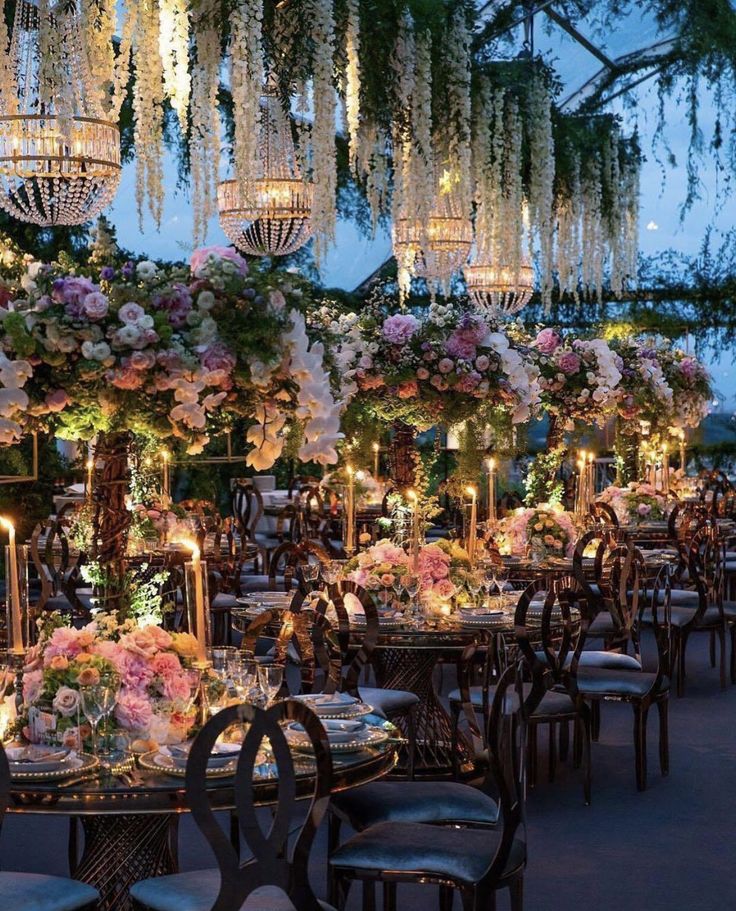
6, 745, 69, 764
292, 692, 358, 708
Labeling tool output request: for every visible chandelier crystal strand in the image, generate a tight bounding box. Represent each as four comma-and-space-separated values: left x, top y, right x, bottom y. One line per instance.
218, 91, 313, 256
131, 0, 165, 229
528, 74, 555, 310
230, 0, 262, 205
309, 0, 337, 265
189, 0, 220, 246
158, 0, 190, 131
445, 7, 473, 219
0, 0, 121, 226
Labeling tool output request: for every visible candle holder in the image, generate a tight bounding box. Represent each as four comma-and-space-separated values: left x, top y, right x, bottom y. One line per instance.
183, 559, 211, 654
5, 543, 29, 658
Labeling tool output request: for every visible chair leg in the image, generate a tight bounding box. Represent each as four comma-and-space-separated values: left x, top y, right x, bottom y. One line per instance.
327, 813, 342, 906
439, 885, 454, 911
731, 625, 736, 685
579, 707, 593, 806
382, 881, 397, 911
677, 630, 688, 697
361, 881, 376, 911
709, 628, 716, 667
656, 697, 669, 777
405, 705, 417, 781
572, 715, 582, 769
508, 874, 524, 911
590, 699, 601, 741
718, 624, 727, 689
633, 702, 649, 791
547, 721, 557, 783
527, 723, 538, 788
559, 720, 569, 762
333, 872, 351, 911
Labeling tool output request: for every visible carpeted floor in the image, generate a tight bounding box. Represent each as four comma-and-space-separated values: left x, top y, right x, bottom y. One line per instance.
4, 634, 735, 910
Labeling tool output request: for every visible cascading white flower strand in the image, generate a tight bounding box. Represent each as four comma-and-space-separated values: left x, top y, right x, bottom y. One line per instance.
309, 0, 338, 265
344, 0, 361, 176
159, 0, 190, 131
131, 0, 165, 229
580, 152, 604, 300
390, 10, 416, 298
444, 6, 472, 216
230, 0, 263, 204
527, 74, 555, 309
621, 142, 640, 290
189, 0, 221, 246
555, 149, 582, 302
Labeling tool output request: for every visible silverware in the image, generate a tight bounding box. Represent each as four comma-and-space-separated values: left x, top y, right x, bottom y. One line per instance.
56, 772, 99, 789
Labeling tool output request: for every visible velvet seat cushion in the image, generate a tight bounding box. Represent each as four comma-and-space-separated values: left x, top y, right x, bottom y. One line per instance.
358, 686, 419, 718
239, 576, 287, 593
448, 684, 575, 717
574, 666, 669, 698
533, 650, 641, 671
722, 602, 736, 620
331, 781, 499, 831
330, 821, 525, 885
642, 605, 720, 628
0, 872, 99, 911
130, 871, 336, 911
587, 611, 617, 637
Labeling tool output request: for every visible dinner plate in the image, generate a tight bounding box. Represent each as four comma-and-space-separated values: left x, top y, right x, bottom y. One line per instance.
9, 752, 98, 781
284, 723, 389, 754
168, 742, 240, 769
139, 750, 237, 779
290, 694, 374, 720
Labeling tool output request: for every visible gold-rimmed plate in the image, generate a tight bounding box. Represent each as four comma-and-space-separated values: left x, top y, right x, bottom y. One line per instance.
139, 750, 236, 779
9, 751, 99, 782
284, 723, 390, 754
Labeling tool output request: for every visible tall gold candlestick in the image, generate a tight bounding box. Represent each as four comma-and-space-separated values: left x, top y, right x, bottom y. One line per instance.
465, 486, 478, 564
161, 450, 171, 508
0, 517, 23, 655
181, 539, 208, 666
662, 443, 670, 493
486, 458, 497, 523
678, 430, 686, 474
587, 452, 595, 510
372, 442, 380, 480
345, 465, 355, 554
85, 455, 94, 503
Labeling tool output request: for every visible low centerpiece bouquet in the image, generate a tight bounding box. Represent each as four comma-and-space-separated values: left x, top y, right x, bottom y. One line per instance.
597, 482, 669, 526
417, 539, 476, 607
495, 505, 577, 560
20, 613, 201, 749
345, 539, 410, 612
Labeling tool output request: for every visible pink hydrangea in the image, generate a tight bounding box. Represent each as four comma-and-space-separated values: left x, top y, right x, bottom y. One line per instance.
381, 314, 419, 345
44, 626, 84, 662
534, 329, 561, 355
200, 343, 236, 373
190, 245, 248, 277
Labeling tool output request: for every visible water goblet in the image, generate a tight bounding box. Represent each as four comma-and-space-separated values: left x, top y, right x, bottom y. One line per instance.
229, 655, 259, 703
402, 573, 422, 626
79, 683, 114, 760
257, 664, 284, 708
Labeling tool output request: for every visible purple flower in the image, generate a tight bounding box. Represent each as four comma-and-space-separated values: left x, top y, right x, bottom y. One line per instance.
381, 313, 419, 345
445, 330, 477, 360
190, 245, 248, 277
52, 277, 97, 317
121, 261, 135, 280
100, 266, 115, 281
200, 342, 236, 373
118, 302, 146, 325
680, 357, 698, 380
82, 291, 109, 321
152, 284, 192, 328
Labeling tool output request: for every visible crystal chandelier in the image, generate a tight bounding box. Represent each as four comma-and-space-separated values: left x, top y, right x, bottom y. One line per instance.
393, 188, 473, 287
0, 0, 121, 226
463, 257, 535, 317
218, 93, 312, 257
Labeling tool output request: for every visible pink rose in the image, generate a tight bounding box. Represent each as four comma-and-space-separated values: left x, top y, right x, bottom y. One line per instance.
120, 628, 159, 659
45, 389, 70, 412
115, 690, 154, 732
434, 578, 456, 599
534, 329, 561, 355
430, 375, 448, 391
147, 626, 174, 651
23, 669, 43, 706
438, 358, 454, 374
475, 355, 490, 372
557, 352, 581, 375
82, 291, 109, 320
129, 350, 157, 371
381, 313, 419, 345
416, 367, 430, 380
190, 245, 248, 277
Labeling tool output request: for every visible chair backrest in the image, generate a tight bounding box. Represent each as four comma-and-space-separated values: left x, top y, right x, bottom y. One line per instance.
30, 519, 72, 609
232, 483, 264, 539
687, 525, 724, 619
590, 501, 619, 529
186, 701, 332, 911
269, 542, 330, 591
572, 529, 611, 612
478, 663, 527, 885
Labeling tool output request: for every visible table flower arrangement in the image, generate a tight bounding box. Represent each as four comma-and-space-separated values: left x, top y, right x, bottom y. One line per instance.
20, 613, 200, 747
596, 482, 669, 526
316, 288, 540, 429
495, 505, 577, 559
417, 539, 474, 604
660, 348, 713, 429
531, 329, 622, 429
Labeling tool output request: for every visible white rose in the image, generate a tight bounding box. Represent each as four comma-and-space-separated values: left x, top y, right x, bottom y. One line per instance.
137, 260, 158, 280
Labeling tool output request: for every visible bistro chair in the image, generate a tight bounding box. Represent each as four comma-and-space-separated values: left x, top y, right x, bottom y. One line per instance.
0, 742, 100, 910
329, 663, 527, 911
130, 701, 336, 911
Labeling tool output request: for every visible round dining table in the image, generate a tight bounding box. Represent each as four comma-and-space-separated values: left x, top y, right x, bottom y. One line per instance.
8, 736, 398, 911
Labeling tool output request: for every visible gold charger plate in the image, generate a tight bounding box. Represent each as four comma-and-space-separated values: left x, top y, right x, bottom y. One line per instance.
139, 750, 236, 779
10, 751, 99, 782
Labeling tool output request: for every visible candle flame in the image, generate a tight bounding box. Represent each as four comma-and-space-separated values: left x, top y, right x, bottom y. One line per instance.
465, 486, 477, 498
406, 489, 417, 503
173, 537, 200, 559
346, 464, 354, 476
487, 457, 496, 471
161, 450, 170, 462
86, 458, 94, 470
372, 442, 380, 452
0, 516, 14, 533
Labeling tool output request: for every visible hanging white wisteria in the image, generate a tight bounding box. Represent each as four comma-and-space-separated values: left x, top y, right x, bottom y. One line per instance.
189, 1, 221, 246
0, 0, 121, 226
159, 0, 191, 131
344, 0, 362, 176
527, 74, 555, 308
230, 0, 263, 207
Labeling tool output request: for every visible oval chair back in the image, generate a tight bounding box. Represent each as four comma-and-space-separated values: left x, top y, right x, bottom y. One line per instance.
231, 483, 264, 542
598, 544, 645, 660
589, 501, 619, 530
185, 701, 332, 911
30, 519, 72, 613
687, 525, 725, 622
239, 606, 312, 694
572, 529, 612, 616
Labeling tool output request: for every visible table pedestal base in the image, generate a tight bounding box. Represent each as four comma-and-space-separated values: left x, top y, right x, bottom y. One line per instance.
74, 814, 178, 911
373, 647, 473, 778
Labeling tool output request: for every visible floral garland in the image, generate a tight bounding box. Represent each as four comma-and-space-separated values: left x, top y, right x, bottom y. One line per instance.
531, 328, 622, 428
597, 482, 669, 526
321, 287, 540, 430
0, 245, 341, 466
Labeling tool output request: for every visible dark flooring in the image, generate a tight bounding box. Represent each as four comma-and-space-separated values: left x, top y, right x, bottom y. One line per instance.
4, 634, 736, 910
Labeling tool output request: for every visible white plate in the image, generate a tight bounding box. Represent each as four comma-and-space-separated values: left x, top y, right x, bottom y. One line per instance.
140, 750, 236, 779
9, 752, 98, 781
291, 694, 374, 719
284, 723, 389, 754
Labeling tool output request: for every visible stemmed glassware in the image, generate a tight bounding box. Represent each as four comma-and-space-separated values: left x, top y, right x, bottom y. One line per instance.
80, 671, 120, 764
401, 573, 422, 627
257, 664, 284, 708
228, 654, 259, 703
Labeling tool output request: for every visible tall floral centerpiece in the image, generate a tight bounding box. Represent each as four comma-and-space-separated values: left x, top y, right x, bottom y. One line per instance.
316, 287, 540, 487
527, 329, 622, 503
0, 246, 342, 609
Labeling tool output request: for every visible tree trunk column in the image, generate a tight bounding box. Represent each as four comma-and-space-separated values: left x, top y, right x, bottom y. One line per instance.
388, 421, 418, 489
92, 430, 133, 613
615, 418, 640, 486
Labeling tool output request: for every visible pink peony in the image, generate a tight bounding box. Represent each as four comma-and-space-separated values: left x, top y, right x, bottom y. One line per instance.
45, 388, 70, 412
534, 329, 561, 355
44, 626, 84, 662
475, 355, 490, 372
381, 313, 419, 345
120, 627, 160, 659
557, 352, 581, 375
115, 689, 154, 732
438, 358, 454, 375
190, 245, 248, 277
200, 343, 236, 373
147, 626, 174, 651
456, 372, 482, 393
416, 367, 430, 380
434, 578, 456, 599
82, 291, 109, 321
430, 375, 448, 391
23, 669, 43, 706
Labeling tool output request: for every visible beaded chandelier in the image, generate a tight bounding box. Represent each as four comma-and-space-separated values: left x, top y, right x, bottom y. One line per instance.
463, 257, 535, 317
218, 92, 312, 257
0, 0, 121, 226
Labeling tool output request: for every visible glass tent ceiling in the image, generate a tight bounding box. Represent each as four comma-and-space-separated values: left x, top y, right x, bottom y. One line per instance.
473, 1, 679, 112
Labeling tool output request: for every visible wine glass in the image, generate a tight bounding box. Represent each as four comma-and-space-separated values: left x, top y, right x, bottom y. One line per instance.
493, 565, 510, 608
80, 676, 119, 761
228, 654, 259, 703
257, 664, 284, 708
402, 573, 422, 627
